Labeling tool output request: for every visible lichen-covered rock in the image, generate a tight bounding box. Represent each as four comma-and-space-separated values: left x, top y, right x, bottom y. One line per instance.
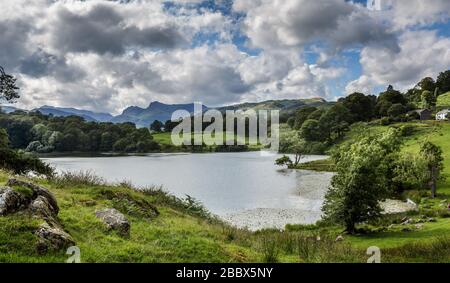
35, 223, 75, 254
95, 208, 130, 236
30, 195, 58, 220
7, 179, 59, 214
0, 187, 27, 215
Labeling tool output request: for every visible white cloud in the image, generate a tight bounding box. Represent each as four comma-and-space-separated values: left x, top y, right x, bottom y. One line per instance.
346, 29, 450, 94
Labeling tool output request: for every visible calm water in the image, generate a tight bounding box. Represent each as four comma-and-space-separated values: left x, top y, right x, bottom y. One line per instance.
43, 152, 333, 230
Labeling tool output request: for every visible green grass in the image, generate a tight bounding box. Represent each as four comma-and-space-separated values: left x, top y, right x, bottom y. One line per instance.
437, 91, 450, 109
153, 131, 263, 151
295, 159, 336, 172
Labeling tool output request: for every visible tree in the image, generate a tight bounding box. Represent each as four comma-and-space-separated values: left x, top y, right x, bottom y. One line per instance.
319, 104, 351, 141
300, 119, 322, 142
421, 90, 436, 109
340, 92, 376, 122
376, 85, 406, 117
420, 142, 444, 198
164, 120, 180, 132
417, 77, 436, 92
322, 129, 399, 233
0, 128, 9, 148
293, 107, 317, 130
0, 66, 19, 102
387, 103, 407, 119
150, 120, 164, 132
436, 70, 450, 95
275, 155, 293, 168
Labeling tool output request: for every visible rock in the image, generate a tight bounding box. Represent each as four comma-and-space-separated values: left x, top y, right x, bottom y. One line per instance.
415, 224, 424, 230
7, 179, 59, 215
335, 235, 344, 242
95, 208, 130, 236
29, 195, 58, 221
35, 223, 75, 254
388, 224, 395, 229
401, 218, 413, 225
0, 187, 27, 215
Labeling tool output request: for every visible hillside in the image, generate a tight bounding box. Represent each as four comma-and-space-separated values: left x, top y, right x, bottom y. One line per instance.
437, 91, 450, 110
5, 98, 331, 128
112, 102, 208, 128
218, 98, 331, 118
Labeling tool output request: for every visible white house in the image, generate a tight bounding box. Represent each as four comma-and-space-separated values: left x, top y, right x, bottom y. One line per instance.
436, 109, 450, 121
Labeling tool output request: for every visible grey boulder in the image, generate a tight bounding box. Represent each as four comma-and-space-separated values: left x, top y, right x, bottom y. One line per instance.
96, 208, 130, 236
0, 187, 27, 215
35, 223, 75, 254
7, 179, 59, 214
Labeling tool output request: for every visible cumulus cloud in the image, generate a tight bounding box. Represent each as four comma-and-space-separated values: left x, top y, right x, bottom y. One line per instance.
234, 0, 399, 52
50, 4, 187, 55
0, 0, 448, 113
346, 29, 450, 94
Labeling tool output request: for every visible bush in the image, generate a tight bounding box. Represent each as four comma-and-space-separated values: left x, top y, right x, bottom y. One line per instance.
0, 148, 54, 176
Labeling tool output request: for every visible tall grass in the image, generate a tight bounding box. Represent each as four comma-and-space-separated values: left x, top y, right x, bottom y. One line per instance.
52, 170, 105, 187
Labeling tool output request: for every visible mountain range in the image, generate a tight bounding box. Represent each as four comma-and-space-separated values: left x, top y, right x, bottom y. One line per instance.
1, 98, 329, 127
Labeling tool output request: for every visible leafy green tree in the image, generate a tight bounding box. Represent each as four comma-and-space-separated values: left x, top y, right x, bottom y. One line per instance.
164, 120, 180, 132
421, 90, 436, 109
300, 119, 322, 142
340, 92, 376, 122
322, 129, 400, 233
293, 107, 317, 130
376, 85, 406, 117
150, 120, 164, 132
307, 109, 325, 121
319, 104, 351, 141
0, 128, 9, 148
387, 103, 407, 118
420, 142, 444, 198
417, 77, 436, 92
436, 70, 450, 95
0, 66, 19, 102
275, 155, 293, 168
287, 117, 295, 128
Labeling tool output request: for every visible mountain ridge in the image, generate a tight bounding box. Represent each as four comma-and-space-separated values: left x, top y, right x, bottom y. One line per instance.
2, 98, 330, 127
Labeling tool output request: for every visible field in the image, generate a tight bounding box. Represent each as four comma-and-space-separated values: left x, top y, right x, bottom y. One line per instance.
153, 131, 264, 151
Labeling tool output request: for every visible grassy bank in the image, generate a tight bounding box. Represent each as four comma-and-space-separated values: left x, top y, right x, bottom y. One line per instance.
1, 168, 450, 263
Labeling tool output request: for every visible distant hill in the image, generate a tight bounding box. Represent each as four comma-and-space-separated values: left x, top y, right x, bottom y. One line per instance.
217, 98, 331, 118
0, 105, 21, 114
4, 98, 331, 127
33, 106, 113, 122
111, 101, 208, 128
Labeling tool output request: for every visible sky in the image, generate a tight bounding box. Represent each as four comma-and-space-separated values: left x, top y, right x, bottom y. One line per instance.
1, 0, 449, 114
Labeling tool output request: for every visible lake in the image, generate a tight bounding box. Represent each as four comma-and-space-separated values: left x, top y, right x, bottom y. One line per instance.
43, 152, 333, 231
